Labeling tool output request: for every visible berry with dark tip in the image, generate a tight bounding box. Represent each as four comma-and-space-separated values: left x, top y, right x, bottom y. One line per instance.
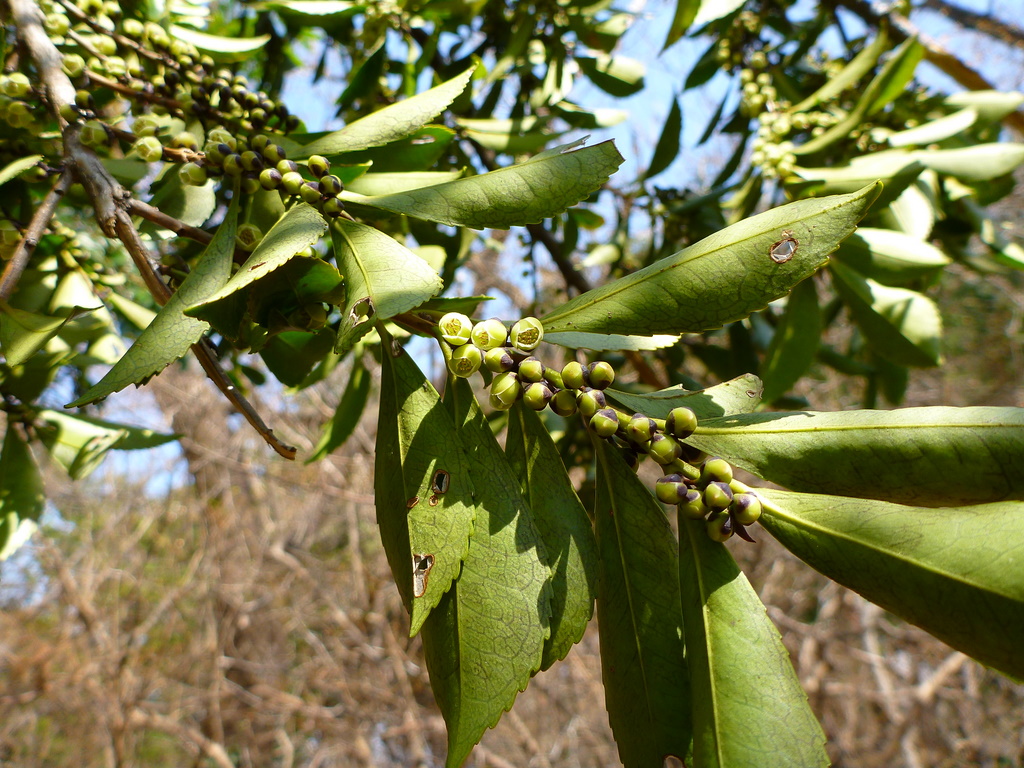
656, 473, 688, 505
523, 382, 554, 411
706, 510, 734, 542
484, 347, 516, 373
590, 408, 620, 438
561, 361, 588, 390
648, 433, 682, 465
307, 154, 330, 178
703, 481, 734, 511
700, 457, 733, 488
549, 388, 578, 417
518, 356, 545, 383
625, 413, 656, 444
679, 489, 708, 520
588, 361, 614, 389
665, 406, 698, 439
259, 168, 282, 190
730, 493, 762, 525
577, 389, 606, 419
489, 372, 521, 410
299, 181, 322, 205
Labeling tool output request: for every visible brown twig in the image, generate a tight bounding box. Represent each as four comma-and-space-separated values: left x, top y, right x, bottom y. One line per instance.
0, 170, 72, 300
126, 198, 213, 245
127, 708, 235, 768
11, 0, 297, 460
919, 0, 1024, 49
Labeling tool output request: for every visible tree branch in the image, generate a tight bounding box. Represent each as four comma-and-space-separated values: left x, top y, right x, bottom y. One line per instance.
919, 0, 1024, 49
0, 170, 72, 301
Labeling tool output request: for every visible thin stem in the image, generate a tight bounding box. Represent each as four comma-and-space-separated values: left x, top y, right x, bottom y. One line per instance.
126, 198, 213, 245
0, 171, 72, 300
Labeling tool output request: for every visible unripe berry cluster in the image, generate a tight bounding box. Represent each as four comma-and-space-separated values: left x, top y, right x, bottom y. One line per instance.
656, 457, 762, 543
435, 312, 763, 542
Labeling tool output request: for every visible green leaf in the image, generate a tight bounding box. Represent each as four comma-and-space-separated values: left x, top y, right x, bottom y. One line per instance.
66, 190, 241, 407
259, 329, 335, 387
347, 138, 624, 230
0, 424, 44, 560
678, 515, 828, 767
577, 54, 645, 97
642, 95, 682, 181
330, 218, 443, 354
256, 0, 362, 18
592, 438, 691, 767
687, 407, 1024, 506
790, 30, 888, 113
0, 155, 43, 188
882, 179, 936, 240
944, 89, 1024, 122
345, 170, 463, 197
662, 0, 700, 51
911, 143, 1024, 182
332, 126, 455, 172
307, 356, 371, 462
758, 489, 1024, 681
606, 374, 763, 421
0, 301, 97, 367
422, 378, 551, 768
456, 116, 558, 154
169, 24, 271, 59
760, 277, 821, 404
886, 107, 978, 147
692, 0, 746, 26
543, 331, 680, 351
296, 67, 475, 157
505, 404, 596, 670
141, 169, 217, 232
833, 227, 950, 285
958, 194, 1024, 270
830, 261, 942, 367
187, 203, 328, 311
790, 152, 923, 209
541, 184, 880, 337
36, 409, 176, 480
374, 339, 477, 635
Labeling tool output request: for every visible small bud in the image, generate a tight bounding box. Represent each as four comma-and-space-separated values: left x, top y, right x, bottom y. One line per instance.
679, 489, 708, 520
240, 176, 261, 195
703, 481, 734, 511
319, 174, 344, 196
259, 168, 282, 190
448, 344, 483, 378
235, 223, 263, 252
577, 389, 606, 419
280, 170, 305, 195
62, 54, 86, 78
222, 154, 244, 177
79, 119, 108, 148
484, 346, 515, 373
518, 356, 545, 383
134, 135, 164, 163
262, 144, 287, 165
249, 134, 270, 153
299, 181, 322, 205
179, 162, 207, 186
588, 361, 615, 389
625, 413, 656, 444
470, 318, 509, 350
549, 388, 578, 417
655, 473, 688, 505
560, 360, 588, 390
0, 73, 30, 99
590, 408, 620, 438
489, 372, 521, 410
648, 433, 681, 465
706, 510, 734, 542
240, 150, 264, 173
171, 131, 199, 151
307, 154, 330, 178
277, 159, 299, 175
523, 382, 554, 411
322, 197, 345, 217
438, 312, 473, 346
730, 493, 762, 525
665, 406, 698, 439
700, 457, 733, 488
510, 316, 543, 351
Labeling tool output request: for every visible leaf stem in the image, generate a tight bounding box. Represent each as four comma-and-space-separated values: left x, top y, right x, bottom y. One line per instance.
0, 170, 72, 301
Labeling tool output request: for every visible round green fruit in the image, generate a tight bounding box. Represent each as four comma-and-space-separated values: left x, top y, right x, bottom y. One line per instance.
438, 312, 473, 346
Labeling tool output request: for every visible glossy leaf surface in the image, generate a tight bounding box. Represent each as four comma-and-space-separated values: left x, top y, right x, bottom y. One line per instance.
540, 185, 879, 337
678, 516, 828, 767
760, 278, 821, 404
606, 374, 763, 421
593, 438, 691, 768
689, 407, 1024, 506
759, 489, 1024, 680
0, 425, 44, 560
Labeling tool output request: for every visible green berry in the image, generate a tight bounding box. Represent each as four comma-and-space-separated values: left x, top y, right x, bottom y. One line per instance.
122, 18, 144, 38
665, 407, 698, 439
470, 318, 508, 350
510, 316, 543, 351
240, 150, 264, 173
80, 119, 108, 148
0, 73, 30, 99
44, 12, 70, 36
299, 181, 322, 205
62, 54, 86, 78
730, 493, 762, 525
655, 473, 688, 505
322, 197, 345, 217
560, 361, 588, 390
703, 481, 734, 511
171, 131, 199, 151
249, 134, 270, 153
240, 176, 261, 195
263, 144, 287, 165
700, 457, 733, 488
179, 162, 207, 186
549, 388, 578, 417
236, 223, 263, 252
222, 154, 244, 177
590, 407, 620, 438
448, 344, 483, 378
577, 389, 606, 419
0, 219, 21, 247
134, 136, 164, 163
277, 159, 299, 175
207, 128, 236, 150
489, 372, 521, 410
484, 346, 515, 373
518, 356, 545, 383
648, 433, 681, 465
706, 510, 734, 542
438, 312, 474, 346
280, 171, 304, 195
625, 413, 656, 444
320, 174, 344, 196
307, 154, 330, 178
523, 382, 554, 411
679, 489, 708, 520
588, 361, 614, 389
